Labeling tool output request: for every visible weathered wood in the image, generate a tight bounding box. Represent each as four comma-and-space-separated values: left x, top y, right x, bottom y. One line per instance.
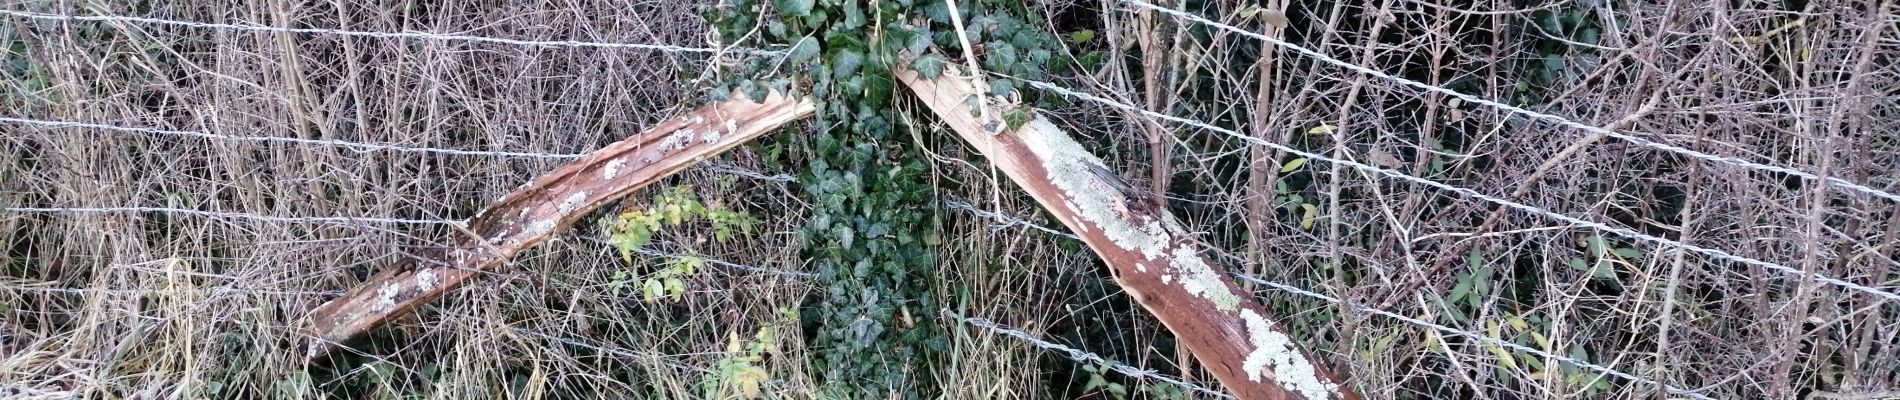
897, 67, 1357, 400
301, 91, 814, 360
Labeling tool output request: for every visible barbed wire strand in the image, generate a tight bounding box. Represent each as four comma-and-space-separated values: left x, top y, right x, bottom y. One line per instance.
1, 116, 585, 159
1, 206, 814, 278
1227, 275, 1714, 399
1, 285, 344, 297
941, 198, 1080, 240
508, 326, 811, 392
2, 206, 457, 225
941, 309, 1236, 399
0, 9, 784, 56
1018, 78, 1900, 303
938, 204, 1715, 399
1117, 0, 1900, 204
1, 116, 800, 181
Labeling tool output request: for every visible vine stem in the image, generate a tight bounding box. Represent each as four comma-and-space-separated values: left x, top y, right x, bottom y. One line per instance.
936, 0, 1006, 216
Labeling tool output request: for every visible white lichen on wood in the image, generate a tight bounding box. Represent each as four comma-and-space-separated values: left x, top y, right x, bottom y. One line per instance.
601, 159, 626, 180
1241, 309, 1338, 399
1169, 248, 1241, 311
557, 192, 589, 215
657, 130, 694, 153
523, 219, 557, 240
415, 269, 438, 291
375, 283, 400, 311
1015, 115, 1245, 312
1016, 117, 1170, 259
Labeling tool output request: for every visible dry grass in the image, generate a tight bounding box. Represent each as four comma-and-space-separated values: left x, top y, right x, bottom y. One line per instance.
4, 0, 1899, 399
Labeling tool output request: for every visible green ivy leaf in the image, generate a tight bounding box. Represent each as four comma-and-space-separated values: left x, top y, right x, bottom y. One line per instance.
788, 37, 821, 62
832, 49, 865, 81
778, 0, 814, 17
911, 55, 946, 79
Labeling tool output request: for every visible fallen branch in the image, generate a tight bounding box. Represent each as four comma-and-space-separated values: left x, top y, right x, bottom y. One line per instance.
898, 67, 1358, 400
300, 91, 814, 360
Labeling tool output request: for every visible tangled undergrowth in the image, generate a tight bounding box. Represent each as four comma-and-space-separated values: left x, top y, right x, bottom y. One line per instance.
4, 0, 1897, 399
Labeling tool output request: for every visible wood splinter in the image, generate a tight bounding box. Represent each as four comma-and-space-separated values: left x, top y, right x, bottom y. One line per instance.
299, 91, 814, 360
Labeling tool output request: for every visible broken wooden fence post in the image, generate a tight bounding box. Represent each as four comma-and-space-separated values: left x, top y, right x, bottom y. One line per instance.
301, 91, 814, 360
897, 67, 1358, 400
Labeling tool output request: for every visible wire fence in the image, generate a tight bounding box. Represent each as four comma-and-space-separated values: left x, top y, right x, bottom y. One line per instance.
1015, 78, 1900, 303
3, 4, 1889, 399
0, 9, 783, 56
0, 187, 1718, 398
1116, 0, 1900, 204
933, 196, 1717, 399
942, 309, 1236, 399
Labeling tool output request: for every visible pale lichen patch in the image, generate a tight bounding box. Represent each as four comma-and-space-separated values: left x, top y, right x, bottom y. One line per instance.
1015, 117, 1170, 258
415, 269, 438, 291
1241, 309, 1338, 399
529, 219, 556, 235
557, 192, 589, 215
601, 159, 626, 180
375, 283, 401, 311
701, 130, 723, 143
1169, 247, 1241, 311
665, 130, 695, 152
723, 119, 738, 134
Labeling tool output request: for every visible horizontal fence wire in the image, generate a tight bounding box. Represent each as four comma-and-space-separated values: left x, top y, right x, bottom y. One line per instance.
0, 207, 809, 276
1115, 0, 1900, 204
940, 198, 1080, 240
507, 326, 812, 393
937, 203, 1717, 399
0, 206, 457, 226
0, 285, 344, 297
0, 116, 585, 159
0, 9, 783, 56
2, 6, 1875, 399
0, 115, 799, 181
1015, 77, 1900, 303
942, 309, 1235, 399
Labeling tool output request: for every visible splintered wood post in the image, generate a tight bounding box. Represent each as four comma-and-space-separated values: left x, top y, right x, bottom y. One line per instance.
301, 91, 814, 360
897, 67, 1358, 400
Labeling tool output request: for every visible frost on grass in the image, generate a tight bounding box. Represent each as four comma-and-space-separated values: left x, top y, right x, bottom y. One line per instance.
1241, 309, 1338, 399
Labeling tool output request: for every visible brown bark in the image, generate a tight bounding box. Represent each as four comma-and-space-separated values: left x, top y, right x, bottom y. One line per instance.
300, 91, 814, 360
897, 68, 1357, 400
